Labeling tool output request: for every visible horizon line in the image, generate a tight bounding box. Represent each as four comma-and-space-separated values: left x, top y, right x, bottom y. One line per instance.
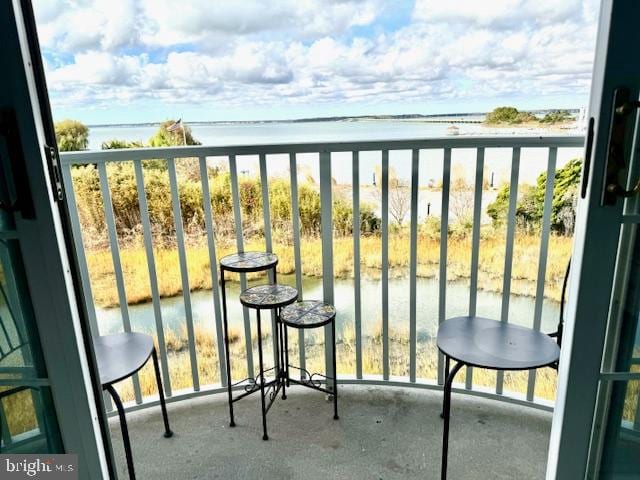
84, 108, 582, 129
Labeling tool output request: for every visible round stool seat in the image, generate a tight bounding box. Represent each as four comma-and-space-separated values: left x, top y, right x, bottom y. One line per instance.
239, 284, 298, 309
220, 251, 278, 273
280, 300, 336, 329
94, 332, 154, 386
437, 316, 560, 370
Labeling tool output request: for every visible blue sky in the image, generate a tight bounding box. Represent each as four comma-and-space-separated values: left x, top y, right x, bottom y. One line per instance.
34, 0, 600, 125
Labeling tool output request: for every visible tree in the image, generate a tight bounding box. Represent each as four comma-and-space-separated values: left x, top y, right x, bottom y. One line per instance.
388, 177, 411, 226
148, 120, 201, 147
449, 164, 475, 229
540, 110, 574, 124
486, 158, 583, 234
55, 119, 89, 151
374, 166, 411, 226
486, 183, 510, 226
485, 107, 536, 125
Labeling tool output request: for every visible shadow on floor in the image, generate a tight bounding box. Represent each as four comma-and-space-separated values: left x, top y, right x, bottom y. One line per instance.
109, 385, 551, 479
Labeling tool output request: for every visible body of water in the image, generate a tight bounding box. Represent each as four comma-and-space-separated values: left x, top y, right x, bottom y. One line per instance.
88, 119, 584, 206
90, 119, 577, 347
96, 274, 562, 344
88, 119, 493, 150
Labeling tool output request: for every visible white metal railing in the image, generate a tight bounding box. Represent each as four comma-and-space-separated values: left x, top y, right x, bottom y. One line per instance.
59, 135, 586, 414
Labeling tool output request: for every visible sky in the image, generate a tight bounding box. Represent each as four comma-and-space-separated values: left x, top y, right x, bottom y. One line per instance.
34, 0, 601, 125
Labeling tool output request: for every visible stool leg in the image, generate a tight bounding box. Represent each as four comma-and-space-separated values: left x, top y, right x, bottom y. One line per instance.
152, 348, 173, 438
332, 319, 339, 420
279, 317, 287, 400
441, 361, 463, 480
221, 271, 235, 427
106, 385, 135, 480
256, 309, 269, 440
440, 355, 450, 419
284, 321, 290, 388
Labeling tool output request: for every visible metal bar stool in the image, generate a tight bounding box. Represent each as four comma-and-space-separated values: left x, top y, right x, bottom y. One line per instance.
238, 283, 298, 439
436, 261, 570, 480
94, 332, 173, 480
219, 251, 279, 429
279, 300, 339, 421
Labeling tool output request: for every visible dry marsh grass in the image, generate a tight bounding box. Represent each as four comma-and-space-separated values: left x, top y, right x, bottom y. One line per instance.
6, 326, 638, 438
86, 231, 573, 308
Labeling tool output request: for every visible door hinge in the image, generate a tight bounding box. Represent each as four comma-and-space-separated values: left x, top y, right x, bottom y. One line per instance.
45, 144, 63, 202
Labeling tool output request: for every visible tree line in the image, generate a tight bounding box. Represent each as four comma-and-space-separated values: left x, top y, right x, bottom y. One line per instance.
59, 118, 581, 248
54, 119, 201, 151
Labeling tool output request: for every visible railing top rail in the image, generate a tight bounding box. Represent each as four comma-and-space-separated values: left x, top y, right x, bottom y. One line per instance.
60, 135, 585, 165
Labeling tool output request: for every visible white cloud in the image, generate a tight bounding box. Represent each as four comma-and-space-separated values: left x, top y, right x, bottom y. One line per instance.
413, 0, 588, 28
37, 0, 143, 52
34, 0, 601, 116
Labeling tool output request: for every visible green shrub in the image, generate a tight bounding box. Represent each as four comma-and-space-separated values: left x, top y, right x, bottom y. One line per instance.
485, 107, 536, 125
149, 120, 201, 147
486, 158, 582, 234
101, 139, 145, 149
55, 119, 89, 151
71, 162, 381, 243
540, 110, 573, 124
421, 215, 441, 239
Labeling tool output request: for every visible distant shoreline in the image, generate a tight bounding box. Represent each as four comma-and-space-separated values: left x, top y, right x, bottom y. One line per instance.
86, 109, 580, 129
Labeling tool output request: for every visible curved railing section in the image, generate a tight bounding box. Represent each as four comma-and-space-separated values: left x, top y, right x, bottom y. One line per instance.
59, 136, 585, 415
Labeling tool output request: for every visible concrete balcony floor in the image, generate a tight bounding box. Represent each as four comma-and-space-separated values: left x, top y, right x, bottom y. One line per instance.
108, 385, 552, 479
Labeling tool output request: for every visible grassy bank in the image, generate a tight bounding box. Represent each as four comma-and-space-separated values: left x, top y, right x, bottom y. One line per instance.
115, 324, 561, 404
116, 325, 639, 424
7, 325, 638, 438
86, 230, 573, 309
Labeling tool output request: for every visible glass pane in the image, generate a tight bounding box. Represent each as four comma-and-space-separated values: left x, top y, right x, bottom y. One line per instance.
0, 241, 34, 374
0, 237, 62, 453
599, 379, 640, 479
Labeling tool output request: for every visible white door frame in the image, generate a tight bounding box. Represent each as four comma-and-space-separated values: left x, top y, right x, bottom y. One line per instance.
547, 1, 640, 478
1, 1, 109, 477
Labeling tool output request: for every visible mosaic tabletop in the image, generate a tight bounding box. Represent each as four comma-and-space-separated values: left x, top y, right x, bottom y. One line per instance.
239, 284, 298, 309
280, 300, 336, 329
219, 251, 278, 272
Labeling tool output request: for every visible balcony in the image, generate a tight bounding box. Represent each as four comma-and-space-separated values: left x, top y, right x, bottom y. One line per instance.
108, 385, 552, 479
10, 134, 617, 476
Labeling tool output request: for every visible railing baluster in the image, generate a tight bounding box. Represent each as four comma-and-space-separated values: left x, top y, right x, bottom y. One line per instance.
467, 147, 485, 390
167, 158, 199, 391
198, 157, 227, 387
527, 147, 557, 400
229, 155, 254, 378
57, 136, 587, 411
409, 149, 419, 383
62, 164, 112, 410
352, 151, 362, 379
438, 148, 451, 386
319, 151, 335, 380
381, 150, 390, 380
289, 153, 306, 378
60, 165, 100, 339
258, 154, 279, 369
134, 160, 172, 397
98, 162, 142, 404
496, 147, 521, 395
